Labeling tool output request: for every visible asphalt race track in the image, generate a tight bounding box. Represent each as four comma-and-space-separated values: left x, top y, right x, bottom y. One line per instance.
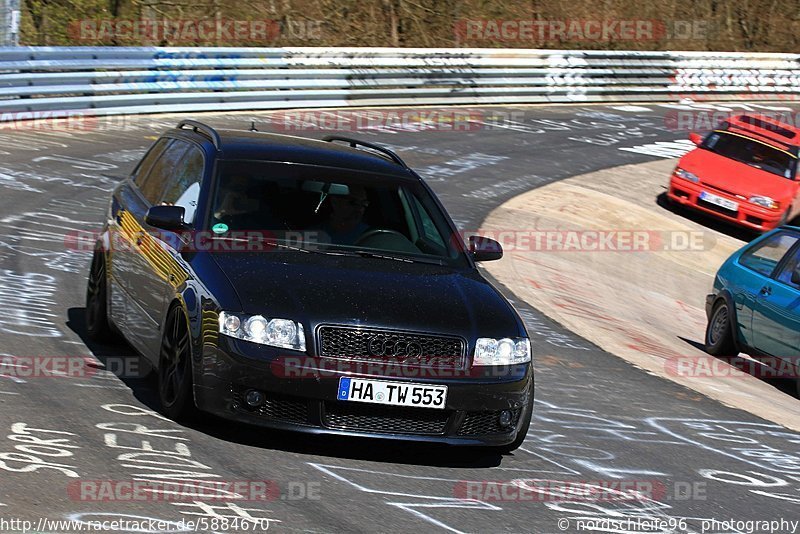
0, 104, 798, 534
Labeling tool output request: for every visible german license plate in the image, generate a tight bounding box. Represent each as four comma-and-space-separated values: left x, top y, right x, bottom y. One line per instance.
337, 377, 447, 409
700, 191, 739, 211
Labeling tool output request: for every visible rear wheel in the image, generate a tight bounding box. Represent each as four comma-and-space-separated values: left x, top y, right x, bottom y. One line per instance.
86, 249, 113, 341
158, 306, 197, 421
705, 300, 737, 356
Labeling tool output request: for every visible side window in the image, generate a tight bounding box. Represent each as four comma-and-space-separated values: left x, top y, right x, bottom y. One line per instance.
739, 232, 799, 277
776, 247, 800, 288
160, 145, 205, 224
132, 138, 170, 186
138, 140, 190, 205
411, 194, 445, 247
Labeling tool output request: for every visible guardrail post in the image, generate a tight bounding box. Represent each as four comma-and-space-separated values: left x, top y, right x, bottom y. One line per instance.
1, 0, 20, 46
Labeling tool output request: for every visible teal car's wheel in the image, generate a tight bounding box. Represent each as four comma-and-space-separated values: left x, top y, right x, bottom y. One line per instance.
705, 300, 737, 356
158, 306, 197, 421
86, 249, 113, 341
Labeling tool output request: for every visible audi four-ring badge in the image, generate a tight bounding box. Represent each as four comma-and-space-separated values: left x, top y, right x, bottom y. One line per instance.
85, 120, 534, 452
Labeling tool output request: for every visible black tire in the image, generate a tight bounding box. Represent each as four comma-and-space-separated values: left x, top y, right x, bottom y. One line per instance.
158, 305, 197, 421
86, 249, 114, 341
705, 300, 737, 356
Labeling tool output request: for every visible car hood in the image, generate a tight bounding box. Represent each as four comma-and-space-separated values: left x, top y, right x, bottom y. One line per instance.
679, 148, 796, 200
207, 251, 524, 341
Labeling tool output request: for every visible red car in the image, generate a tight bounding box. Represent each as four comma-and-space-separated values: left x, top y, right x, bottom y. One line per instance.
668, 114, 800, 231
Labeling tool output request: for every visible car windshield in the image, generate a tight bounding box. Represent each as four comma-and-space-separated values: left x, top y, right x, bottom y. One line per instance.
701, 131, 797, 179
207, 160, 468, 267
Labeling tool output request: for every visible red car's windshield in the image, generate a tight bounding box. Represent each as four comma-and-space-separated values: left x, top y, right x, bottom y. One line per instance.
701, 131, 798, 179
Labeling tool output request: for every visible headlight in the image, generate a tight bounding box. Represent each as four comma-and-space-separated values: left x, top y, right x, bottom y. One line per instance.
748, 196, 780, 209
219, 311, 306, 351
473, 337, 531, 366
674, 168, 700, 183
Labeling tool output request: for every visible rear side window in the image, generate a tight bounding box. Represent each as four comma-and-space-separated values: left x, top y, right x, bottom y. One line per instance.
160, 145, 205, 224
138, 140, 190, 205
132, 138, 170, 186
776, 247, 800, 288
739, 232, 799, 277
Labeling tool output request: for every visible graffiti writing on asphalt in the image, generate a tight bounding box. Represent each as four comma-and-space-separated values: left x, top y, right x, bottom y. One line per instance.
0, 270, 60, 337
308, 395, 799, 533
0, 423, 80, 478
96, 403, 282, 528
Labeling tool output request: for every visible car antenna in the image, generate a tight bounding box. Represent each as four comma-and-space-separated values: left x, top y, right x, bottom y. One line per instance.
249, 121, 258, 132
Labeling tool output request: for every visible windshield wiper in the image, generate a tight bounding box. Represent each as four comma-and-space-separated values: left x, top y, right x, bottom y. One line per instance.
347, 249, 446, 266
208, 235, 318, 254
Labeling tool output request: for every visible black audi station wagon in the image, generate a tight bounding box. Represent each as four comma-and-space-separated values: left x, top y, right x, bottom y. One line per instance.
86, 120, 534, 452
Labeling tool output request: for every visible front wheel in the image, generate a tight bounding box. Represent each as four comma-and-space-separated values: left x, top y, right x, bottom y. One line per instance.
705, 300, 737, 356
158, 305, 197, 421
86, 249, 114, 341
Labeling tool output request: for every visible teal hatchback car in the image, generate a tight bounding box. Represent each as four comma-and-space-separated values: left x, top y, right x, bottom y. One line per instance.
705, 226, 800, 395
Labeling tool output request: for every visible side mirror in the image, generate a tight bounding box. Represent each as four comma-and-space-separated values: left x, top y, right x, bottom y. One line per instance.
145, 205, 187, 231
469, 235, 503, 262
792, 268, 800, 286
689, 132, 703, 146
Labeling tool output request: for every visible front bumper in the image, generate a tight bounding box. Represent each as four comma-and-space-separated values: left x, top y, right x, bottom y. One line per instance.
668, 179, 784, 232
194, 337, 534, 446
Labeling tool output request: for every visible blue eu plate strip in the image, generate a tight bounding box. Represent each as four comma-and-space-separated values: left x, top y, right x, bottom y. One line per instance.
337, 377, 351, 400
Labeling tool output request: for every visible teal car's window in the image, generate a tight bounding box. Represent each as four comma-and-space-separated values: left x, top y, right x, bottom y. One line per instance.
739, 232, 799, 277
776, 247, 800, 288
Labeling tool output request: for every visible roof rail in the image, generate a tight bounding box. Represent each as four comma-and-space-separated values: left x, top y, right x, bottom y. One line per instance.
322, 136, 409, 169
177, 119, 221, 150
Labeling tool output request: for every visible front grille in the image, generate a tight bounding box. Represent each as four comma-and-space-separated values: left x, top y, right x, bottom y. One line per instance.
232, 388, 310, 424
458, 409, 521, 436
323, 401, 449, 435
317, 325, 465, 369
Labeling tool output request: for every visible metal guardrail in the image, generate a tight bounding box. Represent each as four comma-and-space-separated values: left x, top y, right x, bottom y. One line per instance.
0, 47, 799, 118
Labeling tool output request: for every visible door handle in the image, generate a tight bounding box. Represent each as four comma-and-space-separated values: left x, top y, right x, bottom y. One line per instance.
759, 285, 772, 296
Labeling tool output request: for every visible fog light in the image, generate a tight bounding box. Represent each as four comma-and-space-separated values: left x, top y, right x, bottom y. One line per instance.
498, 410, 513, 428
245, 389, 264, 407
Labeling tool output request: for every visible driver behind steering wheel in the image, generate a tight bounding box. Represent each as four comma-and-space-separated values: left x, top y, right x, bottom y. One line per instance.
321, 185, 371, 245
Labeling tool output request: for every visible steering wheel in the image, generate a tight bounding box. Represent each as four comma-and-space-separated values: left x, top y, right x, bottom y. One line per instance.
354, 229, 407, 245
